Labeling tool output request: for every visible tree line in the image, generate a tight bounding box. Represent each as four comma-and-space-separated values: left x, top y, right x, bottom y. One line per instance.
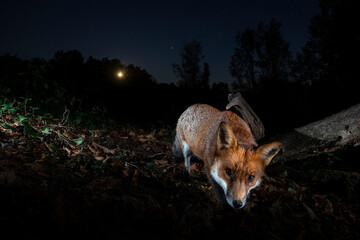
0, 0, 358, 133
0, 49, 230, 127
171, 0, 359, 134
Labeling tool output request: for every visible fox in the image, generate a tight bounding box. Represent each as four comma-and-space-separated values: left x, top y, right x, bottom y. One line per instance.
172, 104, 282, 209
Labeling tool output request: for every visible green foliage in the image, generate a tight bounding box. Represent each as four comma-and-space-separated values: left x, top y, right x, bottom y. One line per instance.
1, 98, 17, 114
0, 50, 163, 128
17, 115, 28, 122
0, 97, 44, 139
22, 121, 38, 138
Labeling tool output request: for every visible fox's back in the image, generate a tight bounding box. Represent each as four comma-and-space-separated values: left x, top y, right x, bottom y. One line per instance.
175, 104, 257, 159
176, 104, 219, 144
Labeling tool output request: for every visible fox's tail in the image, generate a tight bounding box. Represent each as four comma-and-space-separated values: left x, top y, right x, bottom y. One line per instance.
171, 136, 184, 161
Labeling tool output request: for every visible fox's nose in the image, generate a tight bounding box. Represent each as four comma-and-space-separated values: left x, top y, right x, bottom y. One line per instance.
232, 200, 243, 209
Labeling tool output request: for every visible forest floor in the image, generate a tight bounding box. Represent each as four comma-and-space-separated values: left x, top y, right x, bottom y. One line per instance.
1, 107, 360, 240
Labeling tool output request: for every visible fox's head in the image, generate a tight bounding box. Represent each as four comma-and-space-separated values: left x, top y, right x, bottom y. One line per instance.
210, 122, 282, 209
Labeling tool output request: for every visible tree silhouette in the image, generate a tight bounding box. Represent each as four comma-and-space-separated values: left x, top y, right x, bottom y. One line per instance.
230, 19, 292, 92
124, 64, 157, 88
295, 0, 359, 89
229, 28, 257, 91
290, 0, 360, 115
49, 50, 84, 99
200, 62, 210, 90
256, 19, 292, 86
172, 40, 210, 89
0, 53, 26, 97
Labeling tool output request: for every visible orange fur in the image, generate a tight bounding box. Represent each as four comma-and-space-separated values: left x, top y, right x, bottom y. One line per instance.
172, 104, 282, 209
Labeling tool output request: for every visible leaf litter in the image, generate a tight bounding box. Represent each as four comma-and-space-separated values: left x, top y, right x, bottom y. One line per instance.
0, 108, 360, 239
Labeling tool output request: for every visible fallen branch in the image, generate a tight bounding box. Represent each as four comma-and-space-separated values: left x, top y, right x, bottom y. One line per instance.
59, 106, 70, 126
226, 92, 265, 140
272, 103, 360, 163
226, 93, 360, 163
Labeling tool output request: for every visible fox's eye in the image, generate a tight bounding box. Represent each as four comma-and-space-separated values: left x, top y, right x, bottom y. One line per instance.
247, 175, 255, 182
225, 168, 233, 178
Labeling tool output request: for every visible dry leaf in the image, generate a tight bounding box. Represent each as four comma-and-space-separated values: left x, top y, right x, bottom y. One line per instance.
324, 199, 334, 216
303, 203, 318, 220
132, 169, 139, 186
92, 142, 116, 154
63, 147, 71, 155
154, 159, 168, 166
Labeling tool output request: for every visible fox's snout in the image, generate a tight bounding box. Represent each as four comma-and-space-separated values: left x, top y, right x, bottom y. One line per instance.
232, 200, 243, 209
211, 160, 261, 209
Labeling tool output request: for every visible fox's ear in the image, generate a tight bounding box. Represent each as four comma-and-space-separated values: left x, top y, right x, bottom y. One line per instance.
256, 142, 282, 166
217, 122, 238, 150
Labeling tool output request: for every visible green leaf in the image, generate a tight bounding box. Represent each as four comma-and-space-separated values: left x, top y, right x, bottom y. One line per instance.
74, 137, 84, 145
41, 127, 52, 134
22, 121, 37, 138
49, 143, 58, 151
279, 170, 288, 178
116, 155, 126, 160
9, 107, 17, 114
144, 162, 155, 169
18, 115, 28, 122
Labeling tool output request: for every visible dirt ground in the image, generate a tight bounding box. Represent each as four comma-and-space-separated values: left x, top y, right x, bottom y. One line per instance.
1, 122, 360, 239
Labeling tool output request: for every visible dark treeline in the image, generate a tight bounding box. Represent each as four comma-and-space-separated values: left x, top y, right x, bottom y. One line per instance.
0, 0, 359, 135
230, 0, 360, 135
0, 50, 229, 128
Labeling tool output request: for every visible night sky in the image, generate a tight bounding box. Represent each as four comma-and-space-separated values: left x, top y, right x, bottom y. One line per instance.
0, 0, 320, 85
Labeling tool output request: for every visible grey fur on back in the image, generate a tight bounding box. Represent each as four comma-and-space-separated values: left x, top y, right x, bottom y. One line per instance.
171, 104, 256, 163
